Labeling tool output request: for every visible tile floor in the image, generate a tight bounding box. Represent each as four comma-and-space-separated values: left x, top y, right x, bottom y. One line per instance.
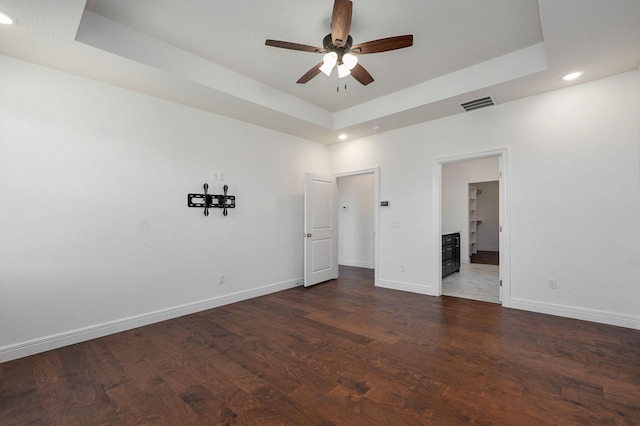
442, 263, 500, 304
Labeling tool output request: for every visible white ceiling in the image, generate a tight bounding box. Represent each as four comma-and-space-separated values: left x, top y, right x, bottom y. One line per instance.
1, 0, 639, 144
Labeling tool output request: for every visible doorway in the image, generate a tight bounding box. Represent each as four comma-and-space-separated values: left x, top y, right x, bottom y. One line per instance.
335, 168, 380, 285
435, 150, 510, 306
469, 180, 500, 266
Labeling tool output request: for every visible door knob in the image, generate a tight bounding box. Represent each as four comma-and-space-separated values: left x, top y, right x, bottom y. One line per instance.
305, 233, 312, 238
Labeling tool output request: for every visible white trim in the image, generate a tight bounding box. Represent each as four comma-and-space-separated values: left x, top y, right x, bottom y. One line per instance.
335, 167, 380, 287
476, 246, 500, 252
0, 278, 302, 363
499, 149, 511, 306
510, 298, 640, 330
339, 260, 374, 269
434, 148, 511, 307
377, 279, 436, 296
433, 162, 443, 296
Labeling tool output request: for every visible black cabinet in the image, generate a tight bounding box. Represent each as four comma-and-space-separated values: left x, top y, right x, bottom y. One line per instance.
442, 232, 460, 278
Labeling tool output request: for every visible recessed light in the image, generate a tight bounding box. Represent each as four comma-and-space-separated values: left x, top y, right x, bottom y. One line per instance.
0, 10, 15, 25
562, 71, 583, 81
338, 134, 348, 141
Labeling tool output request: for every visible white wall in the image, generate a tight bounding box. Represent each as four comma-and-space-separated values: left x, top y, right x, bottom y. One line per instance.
473, 181, 500, 252
338, 173, 374, 268
0, 55, 330, 361
442, 157, 499, 261
330, 70, 640, 329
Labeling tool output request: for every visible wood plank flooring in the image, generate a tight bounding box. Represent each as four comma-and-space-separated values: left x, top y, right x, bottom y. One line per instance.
1, 266, 639, 425
471, 250, 499, 265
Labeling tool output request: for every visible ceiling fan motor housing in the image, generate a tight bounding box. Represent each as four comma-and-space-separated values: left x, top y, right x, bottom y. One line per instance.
323, 34, 353, 60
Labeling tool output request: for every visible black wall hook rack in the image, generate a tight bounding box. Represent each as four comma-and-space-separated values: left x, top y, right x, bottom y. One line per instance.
188, 183, 236, 216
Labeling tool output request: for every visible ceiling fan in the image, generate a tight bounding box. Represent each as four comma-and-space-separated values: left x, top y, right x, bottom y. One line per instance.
265, 0, 413, 86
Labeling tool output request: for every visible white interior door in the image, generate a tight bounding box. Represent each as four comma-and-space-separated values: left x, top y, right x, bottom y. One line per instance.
304, 173, 338, 287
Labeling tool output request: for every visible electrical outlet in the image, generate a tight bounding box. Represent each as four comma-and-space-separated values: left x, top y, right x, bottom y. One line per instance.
218, 274, 225, 285
212, 171, 218, 180
548, 278, 557, 289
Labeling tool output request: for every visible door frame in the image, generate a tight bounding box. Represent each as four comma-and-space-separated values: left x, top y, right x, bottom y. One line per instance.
334, 167, 380, 287
433, 149, 511, 307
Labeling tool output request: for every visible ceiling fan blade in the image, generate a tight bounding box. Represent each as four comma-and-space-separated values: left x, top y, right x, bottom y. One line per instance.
331, 0, 352, 47
297, 63, 324, 84
265, 39, 325, 53
351, 35, 413, 55
350, 63, 374, 86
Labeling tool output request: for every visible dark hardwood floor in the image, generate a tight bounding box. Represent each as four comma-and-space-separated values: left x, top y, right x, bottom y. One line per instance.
471, 250, 499, 265
2, 266, 639, 425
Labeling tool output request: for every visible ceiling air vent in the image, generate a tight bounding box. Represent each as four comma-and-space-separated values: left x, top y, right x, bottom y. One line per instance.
460, 96, 494, 112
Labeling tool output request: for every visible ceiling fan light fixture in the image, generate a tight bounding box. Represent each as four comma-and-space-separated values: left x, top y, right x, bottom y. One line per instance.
337, 63, 350, 78
323, 51, 338, 66
319, 62, 334, 77
320, 51, 338, 76
342, 53, 358, 70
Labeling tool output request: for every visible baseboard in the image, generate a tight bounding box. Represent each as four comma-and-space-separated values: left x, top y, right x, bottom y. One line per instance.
339, 260, 374, 269
377, 279, 436, 296
0, 278, 303, 363
510, 298, 640, 330
476, 247, 499, 252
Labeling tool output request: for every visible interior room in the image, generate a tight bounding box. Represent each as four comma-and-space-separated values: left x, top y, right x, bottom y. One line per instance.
441, 157, 501, 304
337, 172, 375, 270
1, 0, 639, 423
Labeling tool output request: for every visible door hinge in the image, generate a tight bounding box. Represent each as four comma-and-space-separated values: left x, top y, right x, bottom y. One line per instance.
499, 225, 502, 232
499, 280, 502, 287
